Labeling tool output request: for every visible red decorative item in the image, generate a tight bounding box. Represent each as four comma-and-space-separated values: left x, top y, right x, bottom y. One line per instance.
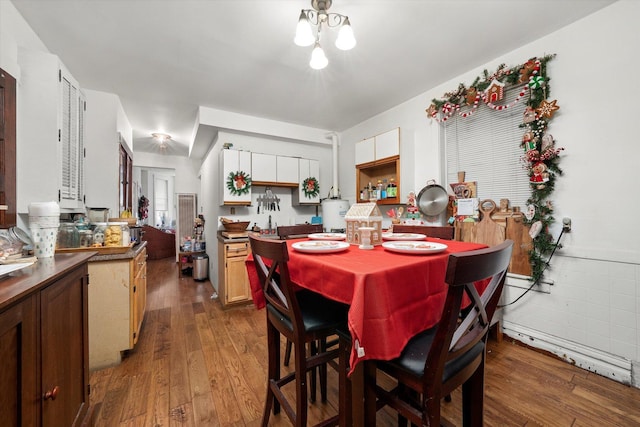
485, 79, 505, 102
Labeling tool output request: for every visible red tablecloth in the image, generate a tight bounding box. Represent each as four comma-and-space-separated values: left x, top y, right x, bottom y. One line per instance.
245, 238, 487, 374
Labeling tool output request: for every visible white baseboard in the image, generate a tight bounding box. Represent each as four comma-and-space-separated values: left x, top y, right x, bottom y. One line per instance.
501, 321, 636, 388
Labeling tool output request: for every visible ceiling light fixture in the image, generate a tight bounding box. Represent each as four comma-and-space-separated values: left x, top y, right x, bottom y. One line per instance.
294, 0, 356, 70
151, 133, 171, 148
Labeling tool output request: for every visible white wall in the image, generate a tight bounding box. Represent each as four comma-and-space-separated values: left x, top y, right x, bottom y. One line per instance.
339, 0, 640, 386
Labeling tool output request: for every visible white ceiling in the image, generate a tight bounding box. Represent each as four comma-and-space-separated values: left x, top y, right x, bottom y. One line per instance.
11, 0, 615, 156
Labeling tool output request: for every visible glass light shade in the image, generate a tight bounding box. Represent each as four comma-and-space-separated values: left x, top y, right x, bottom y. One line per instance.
310, 43, 328, 70
335, 17, 356, 50
294, 11, 314, 47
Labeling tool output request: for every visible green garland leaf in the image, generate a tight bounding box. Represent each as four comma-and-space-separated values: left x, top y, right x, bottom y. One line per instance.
226, 171, 252, 196
302, 177, 319, 198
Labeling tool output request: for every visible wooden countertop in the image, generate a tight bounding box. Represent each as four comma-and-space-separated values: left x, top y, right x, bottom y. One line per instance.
0, 252, 95, 311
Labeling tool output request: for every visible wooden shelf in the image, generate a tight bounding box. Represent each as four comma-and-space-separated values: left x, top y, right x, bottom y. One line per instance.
356, 155, 400, 205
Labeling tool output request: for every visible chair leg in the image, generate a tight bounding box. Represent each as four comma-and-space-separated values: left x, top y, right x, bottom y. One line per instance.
338, 335, 352, 427
309, 341, 318, 402
284, 339, 292, 366
462, 359, 485, 427
262, 323, 280, 426
294, 339, 309, 427
363, 361, 378, 426
319, 338, 328, 402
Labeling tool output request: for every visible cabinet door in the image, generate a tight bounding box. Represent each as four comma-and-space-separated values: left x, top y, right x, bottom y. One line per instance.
375, 128, 400, 160
0, 68, 17, 228
0, 296, 37, 427
298, 158, 320, 204
251, 152, 277, 183
355, 137, 375, 165
276, 156, 299, 184
225, 255, 251, 304
220, 149, 252, 205
132, 257, 147, 346
40, 265, 89, 427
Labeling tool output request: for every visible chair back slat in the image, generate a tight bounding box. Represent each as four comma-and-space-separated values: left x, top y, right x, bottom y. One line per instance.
423, 240, 513, 388
277, 223, 324, 239
391, 224, 455, 240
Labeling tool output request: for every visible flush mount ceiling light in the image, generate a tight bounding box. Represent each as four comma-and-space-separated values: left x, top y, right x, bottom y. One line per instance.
294, 0, 356, 70
151, 133, 171, 148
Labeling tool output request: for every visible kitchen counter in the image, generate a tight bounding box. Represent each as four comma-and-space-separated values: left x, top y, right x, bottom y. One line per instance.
88, 240, 147, 262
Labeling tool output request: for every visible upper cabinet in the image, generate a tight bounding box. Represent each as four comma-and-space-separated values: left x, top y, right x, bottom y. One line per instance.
0, 68, 17, 228
220, 149, 252, 206
293, 158, 320, 205
251, 153, 299, 187
355, 127, 401, 205
276, 156, 298, 185
355, 127, 400, 166
17, 49, 85, 213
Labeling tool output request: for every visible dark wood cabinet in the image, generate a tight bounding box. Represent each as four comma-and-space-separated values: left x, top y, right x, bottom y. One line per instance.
0, 67, 17, 228
0, 253, 92, 426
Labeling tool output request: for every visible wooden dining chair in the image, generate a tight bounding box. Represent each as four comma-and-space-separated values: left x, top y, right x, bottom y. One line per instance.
391, 224, 455, 240
277, 223, 324, 240
249, 235, 348, 427
278, 223, 325, 377
363, 240, 513, 426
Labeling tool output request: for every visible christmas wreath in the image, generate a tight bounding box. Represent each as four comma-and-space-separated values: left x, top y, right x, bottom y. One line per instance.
226, 170, 252, 196
427, 54, 564, 283
302, 177, 319, 198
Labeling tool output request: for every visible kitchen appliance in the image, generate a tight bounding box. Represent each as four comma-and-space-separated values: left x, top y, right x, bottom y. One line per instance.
321, 198, 350, 232
130, 226, 143, 244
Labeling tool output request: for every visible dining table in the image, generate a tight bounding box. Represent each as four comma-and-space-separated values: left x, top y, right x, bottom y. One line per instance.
246, 235, 488, 374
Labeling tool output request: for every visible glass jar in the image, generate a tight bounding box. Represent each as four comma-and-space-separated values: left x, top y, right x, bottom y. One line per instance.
78, 229, 93, 248
121, 223, 131, 246
105, 223, 124, 247
0, 229, 24, 256
92, 222, 107, 246
57, 223, 80, 248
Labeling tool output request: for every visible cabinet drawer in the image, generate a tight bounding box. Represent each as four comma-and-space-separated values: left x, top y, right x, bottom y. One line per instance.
225, 242, 248, 257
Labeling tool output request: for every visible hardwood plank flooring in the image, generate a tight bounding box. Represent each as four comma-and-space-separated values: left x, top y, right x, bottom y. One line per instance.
90, 257, 640, 426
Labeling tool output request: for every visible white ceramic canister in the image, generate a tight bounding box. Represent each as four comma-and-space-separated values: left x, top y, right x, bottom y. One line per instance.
28, 201, 60, 258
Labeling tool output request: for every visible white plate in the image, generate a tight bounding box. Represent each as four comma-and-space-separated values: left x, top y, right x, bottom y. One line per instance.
292, 241, 350, 254
382, 241, 448, 255
382, 233, 427, 241
308, 233, 346, 241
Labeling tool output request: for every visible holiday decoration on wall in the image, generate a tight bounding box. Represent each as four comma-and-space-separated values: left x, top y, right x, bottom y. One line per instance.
426, 54, 564, 282
226, 170, 252, 196
302, 177, 320, 198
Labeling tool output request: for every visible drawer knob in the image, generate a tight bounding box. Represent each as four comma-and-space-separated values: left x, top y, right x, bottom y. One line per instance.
43, 385, 60, 400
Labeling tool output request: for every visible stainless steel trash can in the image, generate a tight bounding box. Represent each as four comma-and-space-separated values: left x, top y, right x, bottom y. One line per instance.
192, 253, 209, 281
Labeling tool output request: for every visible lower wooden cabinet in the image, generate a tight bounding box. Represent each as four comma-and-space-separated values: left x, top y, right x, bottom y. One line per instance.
0, 253, 92, 427
88, 246, 147, 369
218, 239, 252, 308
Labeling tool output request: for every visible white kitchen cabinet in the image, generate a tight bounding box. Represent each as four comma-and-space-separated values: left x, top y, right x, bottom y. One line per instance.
354, 127, 400, 166
293, 158, 320, 205
276, 156, 299, 184
220, 149, 252, 205
251, 152, 276, 183
17, 48, 85, 213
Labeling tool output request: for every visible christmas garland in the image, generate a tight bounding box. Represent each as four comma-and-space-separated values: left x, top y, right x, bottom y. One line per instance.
427, 54, 563, 282
226, 170, 252, 196
302, 177, 319, 198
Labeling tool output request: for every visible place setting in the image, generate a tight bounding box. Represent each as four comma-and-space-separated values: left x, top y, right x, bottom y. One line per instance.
291, 240, 350, 254
382, 241, 448, 255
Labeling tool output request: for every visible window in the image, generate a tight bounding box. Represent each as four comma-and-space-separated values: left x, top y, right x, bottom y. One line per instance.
443, 84, 530, 210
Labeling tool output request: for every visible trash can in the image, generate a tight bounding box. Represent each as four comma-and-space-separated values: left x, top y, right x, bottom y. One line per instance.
192, 253, 209, 281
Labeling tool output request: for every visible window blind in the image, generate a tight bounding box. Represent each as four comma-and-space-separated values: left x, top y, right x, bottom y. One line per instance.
444, 85, 530, 210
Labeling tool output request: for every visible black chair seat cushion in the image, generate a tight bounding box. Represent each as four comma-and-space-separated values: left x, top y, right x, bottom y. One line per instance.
267, 289, 348, 333
385, 327, 485, 384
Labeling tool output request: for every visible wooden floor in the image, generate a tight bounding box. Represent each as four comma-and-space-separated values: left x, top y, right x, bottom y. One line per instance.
89, 257, 640, 426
